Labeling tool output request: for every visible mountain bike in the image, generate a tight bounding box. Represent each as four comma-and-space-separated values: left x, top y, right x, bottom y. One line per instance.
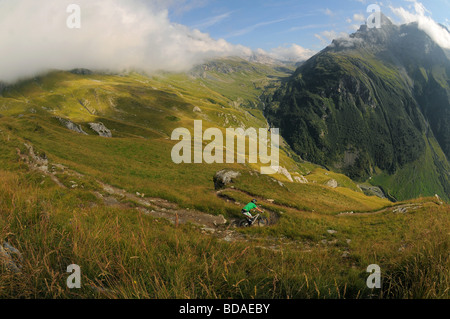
239, 212, 269, 227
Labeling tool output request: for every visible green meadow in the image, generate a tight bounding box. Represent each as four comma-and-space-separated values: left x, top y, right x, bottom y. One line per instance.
0, 61, 449, 298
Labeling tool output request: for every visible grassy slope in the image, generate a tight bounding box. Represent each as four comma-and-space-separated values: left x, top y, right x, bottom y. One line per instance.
0, 62, 449, 298
0, 61, 373, 214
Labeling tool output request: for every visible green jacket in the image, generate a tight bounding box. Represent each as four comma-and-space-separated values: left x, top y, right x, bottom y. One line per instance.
243, 202, 257, 212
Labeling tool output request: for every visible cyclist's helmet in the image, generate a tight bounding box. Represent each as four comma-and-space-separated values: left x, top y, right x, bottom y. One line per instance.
252, 199, 257, 203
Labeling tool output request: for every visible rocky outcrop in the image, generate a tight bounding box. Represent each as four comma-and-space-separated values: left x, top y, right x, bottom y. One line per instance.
325, 179, 338, 188
0, 242, 23, 273
23, 143, 49, 173
358, 184, 387, 199
57, 117, 88, 135
277, 167, 293, 182
70, 68, 93, 75
89, 122, 112, 138
293, 175, 308, 184
435, 194, 444, 205
213, 170, 241, 190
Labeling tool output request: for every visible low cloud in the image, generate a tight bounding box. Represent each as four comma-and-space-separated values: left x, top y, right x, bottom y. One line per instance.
353, 13, 366, 23
0, 0, 251, 83
390, 0, 450, 49
266, 44, 316, 62
314, 30, 350, 45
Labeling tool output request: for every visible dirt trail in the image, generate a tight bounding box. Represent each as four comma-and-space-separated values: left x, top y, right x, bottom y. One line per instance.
17, 144, 245, 241
337, 203, 423, 216
216, 187, 428, 219
96, 181, 228, 228
216, 188, 280, 225
17, 145, 67, 188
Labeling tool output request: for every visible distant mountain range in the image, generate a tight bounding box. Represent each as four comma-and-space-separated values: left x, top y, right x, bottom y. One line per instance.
266, 16, 450, 201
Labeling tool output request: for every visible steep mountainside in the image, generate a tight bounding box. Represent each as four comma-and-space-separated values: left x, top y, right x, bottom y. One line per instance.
266, 17, 450, 201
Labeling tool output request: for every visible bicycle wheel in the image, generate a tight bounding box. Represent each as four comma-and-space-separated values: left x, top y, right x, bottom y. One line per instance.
239, 219, 251, 227
257, 217, 269, 227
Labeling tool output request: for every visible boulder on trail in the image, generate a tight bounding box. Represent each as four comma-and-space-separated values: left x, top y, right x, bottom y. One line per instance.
213, 170, 241, 190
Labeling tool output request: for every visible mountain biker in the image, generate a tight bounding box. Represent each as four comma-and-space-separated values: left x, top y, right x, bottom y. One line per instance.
241, 199, 264, 224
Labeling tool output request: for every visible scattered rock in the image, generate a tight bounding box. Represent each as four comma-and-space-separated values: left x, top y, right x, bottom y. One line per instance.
271, 178, 285, 187
223, 235, 233, 242
435, 194, 443, 205
193, 106, 202, 113
249, 170, 260, 177
89, 122, 112, 138
201, 227, 216, 234
325, 179, 338, 188
338, 211, 354, 216
213, 170, 241, 190
341, 251, 350, 258
293, 175, 308, 184
393, 207, 407, 214
327, 230, 338, 235
57, 117, 88, 135
213, 215, 227, 226
277, 167, 293, 182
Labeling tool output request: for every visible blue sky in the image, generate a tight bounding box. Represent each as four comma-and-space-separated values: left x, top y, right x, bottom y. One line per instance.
167, 0, 450, 51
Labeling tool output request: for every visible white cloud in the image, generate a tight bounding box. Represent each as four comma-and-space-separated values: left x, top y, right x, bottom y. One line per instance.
0, 0, 251, 83
267, 44, 316, 62
225, 17, 292, 38
314, 30, 350, 45
353, 13, 366, 22
192, 11, 232, 29
390, 0, 450, 49
324, 8, 335, 17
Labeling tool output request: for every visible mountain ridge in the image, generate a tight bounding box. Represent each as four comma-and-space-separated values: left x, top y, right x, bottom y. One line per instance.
266, 19, 450, 201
